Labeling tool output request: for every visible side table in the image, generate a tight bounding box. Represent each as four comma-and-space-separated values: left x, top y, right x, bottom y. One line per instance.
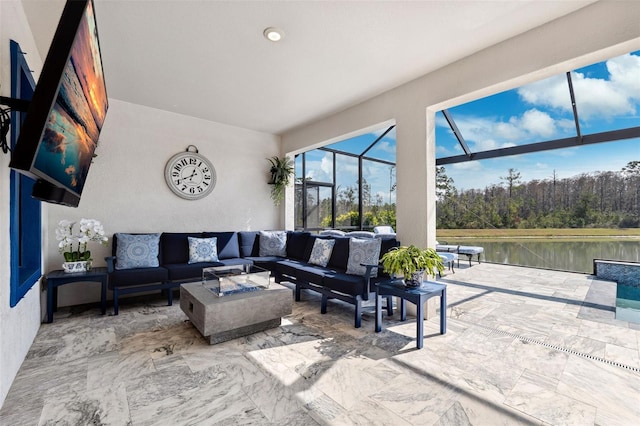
375, 279, 446, 349
45, 267, 108, 323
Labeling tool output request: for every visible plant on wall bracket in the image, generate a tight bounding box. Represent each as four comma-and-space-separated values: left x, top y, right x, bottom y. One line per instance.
268, 155, 294, 206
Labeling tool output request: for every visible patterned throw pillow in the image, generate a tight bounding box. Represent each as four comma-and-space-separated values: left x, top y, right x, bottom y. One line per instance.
259, 231, 287, 256
188, 237, 219, 264
115, 233, 161, 270
346, 237, 382, 277
308, 238, 336, 267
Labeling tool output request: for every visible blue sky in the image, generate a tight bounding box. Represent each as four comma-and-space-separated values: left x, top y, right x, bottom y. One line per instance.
299, 50, 639, 201
437, 50, 640, 190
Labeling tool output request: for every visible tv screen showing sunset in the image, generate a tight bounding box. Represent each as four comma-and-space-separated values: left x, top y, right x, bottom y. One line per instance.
33, 0, 108, 195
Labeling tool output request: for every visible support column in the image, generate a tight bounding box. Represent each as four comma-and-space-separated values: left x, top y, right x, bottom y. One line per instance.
395, 107, 439, 318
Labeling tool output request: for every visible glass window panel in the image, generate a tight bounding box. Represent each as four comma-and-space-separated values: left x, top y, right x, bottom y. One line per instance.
294, 155, 304, 229
572, 50, 640, 134
326, 133, 378, 155
295, 124, 397, 231
304, 149, 333, 183
362, 159, 396, 230
335, 154, 358, 229
305, 185, 333, 229
364, 126, 396, 162
295, 154, 303, 181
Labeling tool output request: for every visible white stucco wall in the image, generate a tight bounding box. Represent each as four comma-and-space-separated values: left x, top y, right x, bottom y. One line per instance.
0, 0, 45, 409
46, 99, 281, 307
281, 1, 640, 249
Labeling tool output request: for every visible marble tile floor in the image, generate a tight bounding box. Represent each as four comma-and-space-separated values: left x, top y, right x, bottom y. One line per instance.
1, 263, 639, 425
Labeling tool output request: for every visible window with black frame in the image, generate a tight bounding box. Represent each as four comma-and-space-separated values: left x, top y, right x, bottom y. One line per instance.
295, 125, 396, 232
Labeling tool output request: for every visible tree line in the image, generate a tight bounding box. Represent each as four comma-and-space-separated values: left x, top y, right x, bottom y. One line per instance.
437, 161, 640, 229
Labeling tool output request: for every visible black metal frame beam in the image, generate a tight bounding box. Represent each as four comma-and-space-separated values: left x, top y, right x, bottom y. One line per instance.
442, 109, 471, 157
318, 147, 395, 167
436, 127, 640, 166
361, 125, 395, 157
566, 72, 582, 142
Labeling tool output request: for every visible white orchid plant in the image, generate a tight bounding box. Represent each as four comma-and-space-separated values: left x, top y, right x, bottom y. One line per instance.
56, 218, 108, 262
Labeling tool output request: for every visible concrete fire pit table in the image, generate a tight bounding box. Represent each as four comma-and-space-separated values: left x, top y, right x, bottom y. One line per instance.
180, 266, 292, 344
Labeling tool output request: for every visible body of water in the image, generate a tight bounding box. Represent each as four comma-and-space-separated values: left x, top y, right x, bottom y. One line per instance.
444, 239, 640, 274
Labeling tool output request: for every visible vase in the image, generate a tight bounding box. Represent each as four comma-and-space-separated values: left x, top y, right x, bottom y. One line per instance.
62, 260, 91, 273
404, 270, 425, 287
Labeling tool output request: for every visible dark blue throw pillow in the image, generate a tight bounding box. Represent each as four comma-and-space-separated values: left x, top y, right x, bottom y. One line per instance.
203, 232, 240, 259
286, 231, 311, 260
328, 236, 350, 270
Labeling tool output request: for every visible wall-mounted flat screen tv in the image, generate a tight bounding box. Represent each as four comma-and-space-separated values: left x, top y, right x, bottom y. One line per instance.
9, 0, 108, 207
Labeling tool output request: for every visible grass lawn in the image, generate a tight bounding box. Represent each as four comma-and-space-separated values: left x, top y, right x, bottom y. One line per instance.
436, 228, 640, 239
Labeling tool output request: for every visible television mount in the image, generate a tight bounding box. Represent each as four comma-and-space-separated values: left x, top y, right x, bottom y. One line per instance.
0, 96, 31, 154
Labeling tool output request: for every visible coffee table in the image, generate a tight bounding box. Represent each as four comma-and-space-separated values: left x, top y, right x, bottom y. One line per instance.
180, 265, 292, 344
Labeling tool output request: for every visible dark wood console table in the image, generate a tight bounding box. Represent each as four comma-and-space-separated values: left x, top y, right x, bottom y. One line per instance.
45, 267, 108, 323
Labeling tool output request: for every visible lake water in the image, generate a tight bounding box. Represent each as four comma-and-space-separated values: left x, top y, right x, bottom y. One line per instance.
444, 239, 640, 274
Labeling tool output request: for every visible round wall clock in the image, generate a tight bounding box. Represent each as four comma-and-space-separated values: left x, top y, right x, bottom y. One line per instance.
164, 145, 216, 200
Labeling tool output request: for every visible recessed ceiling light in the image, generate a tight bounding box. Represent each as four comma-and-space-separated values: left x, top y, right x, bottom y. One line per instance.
263, 27, 285, 42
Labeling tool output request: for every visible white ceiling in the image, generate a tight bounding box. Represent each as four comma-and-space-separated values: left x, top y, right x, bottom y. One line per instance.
22, 0, 596, 135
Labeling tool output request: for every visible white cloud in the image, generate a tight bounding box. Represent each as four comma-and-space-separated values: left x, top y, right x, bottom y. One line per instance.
517, 52, 640, 121
517, 74, 569, 111
374, 140, 396, 154
519, 109, 556, 138
608, 53, 640, 101
572, 72, 634, 120
451, 108, 564, 151
320, 153, 333, 176
494, 121, 526, 140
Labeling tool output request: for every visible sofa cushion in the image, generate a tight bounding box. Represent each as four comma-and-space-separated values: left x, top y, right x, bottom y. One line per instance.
188, 237, 219, 263
346, 237, 382, 277
272, 258, 308, 278
259, 231, 287, 256
320, 229, 346, 237
115, 233, 161, 270
346, 231, 375, 239
161, 232, 198, 265
108, 266, 168, 289
308, 238, 335, 267
322, 272, 366, 297
286, 231, 311, 260
202, 232, 240, 259
327, 236, 351, 270
379, 237, 399, 260
295, 263, 335, 286
239, 231, 259, 257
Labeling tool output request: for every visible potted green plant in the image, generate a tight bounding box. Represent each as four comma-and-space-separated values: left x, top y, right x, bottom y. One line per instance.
267, 155, 294, 206
380, 245, 445, 287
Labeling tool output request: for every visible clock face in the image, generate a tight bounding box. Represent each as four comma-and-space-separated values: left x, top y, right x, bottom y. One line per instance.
164, 152, 216, 200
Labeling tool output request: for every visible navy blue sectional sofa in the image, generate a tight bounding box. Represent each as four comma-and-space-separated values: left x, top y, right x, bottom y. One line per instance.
106, 231, 399, 327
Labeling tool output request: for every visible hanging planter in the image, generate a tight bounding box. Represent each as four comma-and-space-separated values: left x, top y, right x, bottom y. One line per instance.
267, 156, 294, 206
